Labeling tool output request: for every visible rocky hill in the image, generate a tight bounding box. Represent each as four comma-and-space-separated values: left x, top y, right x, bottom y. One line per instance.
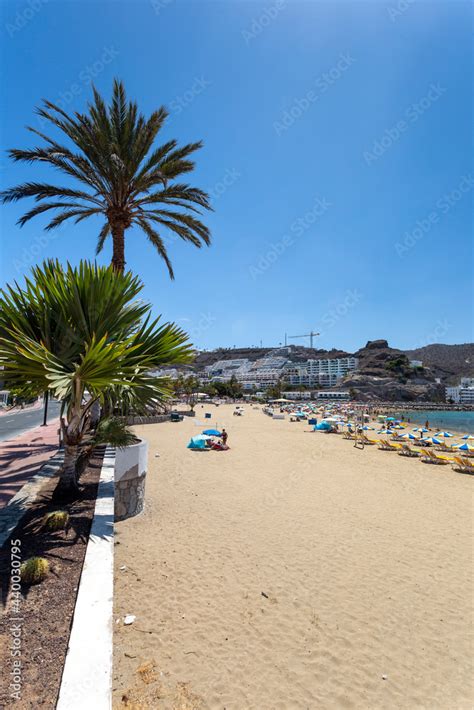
405, 343, 474, 384
342, 340, 445, 402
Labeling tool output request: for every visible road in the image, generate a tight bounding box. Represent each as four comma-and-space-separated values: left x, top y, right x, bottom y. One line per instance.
0, 400, 61, 442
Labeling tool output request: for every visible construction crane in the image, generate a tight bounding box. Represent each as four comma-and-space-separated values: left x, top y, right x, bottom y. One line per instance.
288, 331, 320, 349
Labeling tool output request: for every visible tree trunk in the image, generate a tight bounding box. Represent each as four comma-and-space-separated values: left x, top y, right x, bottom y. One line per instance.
53, 443, 80, 500
89, 399, 101, 428
111, 221, 126, 272
54, 414, 83, 501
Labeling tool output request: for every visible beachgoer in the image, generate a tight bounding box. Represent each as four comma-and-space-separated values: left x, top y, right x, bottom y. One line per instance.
425, 420, 430, 430
221, 428, 228, 446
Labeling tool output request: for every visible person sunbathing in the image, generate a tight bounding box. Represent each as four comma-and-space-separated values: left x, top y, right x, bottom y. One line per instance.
212, 441, 229, 451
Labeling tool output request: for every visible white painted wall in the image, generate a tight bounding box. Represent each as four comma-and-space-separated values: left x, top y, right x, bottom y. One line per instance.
114, 439, 148, 482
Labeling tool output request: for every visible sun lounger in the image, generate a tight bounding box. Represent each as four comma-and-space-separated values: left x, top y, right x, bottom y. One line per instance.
361, 435, 376, 445
378, 440, 400, 451
343, 432, 356, 440
420, 450, 450, 465
451, 456, 474, 474
398, 444, 420, 457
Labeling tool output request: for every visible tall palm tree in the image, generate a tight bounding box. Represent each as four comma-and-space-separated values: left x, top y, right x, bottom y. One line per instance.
0, 260, 193, 498
1, 80, 212, 275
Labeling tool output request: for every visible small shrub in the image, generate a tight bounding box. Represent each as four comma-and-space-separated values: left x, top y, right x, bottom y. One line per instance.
93, 417, 138, 449
20, 557, 49, 585
42, 510, 69, 531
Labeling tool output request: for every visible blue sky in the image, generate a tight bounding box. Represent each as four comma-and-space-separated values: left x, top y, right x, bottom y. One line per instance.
1, 0, 472, 353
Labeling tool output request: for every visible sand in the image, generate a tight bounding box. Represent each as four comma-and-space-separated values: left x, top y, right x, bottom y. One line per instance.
113, 404, 473, 710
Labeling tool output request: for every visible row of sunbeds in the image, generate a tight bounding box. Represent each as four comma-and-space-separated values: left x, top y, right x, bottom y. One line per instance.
341, 431, 474, 474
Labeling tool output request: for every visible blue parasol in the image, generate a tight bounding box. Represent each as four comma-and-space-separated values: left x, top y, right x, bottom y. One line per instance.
455, 442, 474, 452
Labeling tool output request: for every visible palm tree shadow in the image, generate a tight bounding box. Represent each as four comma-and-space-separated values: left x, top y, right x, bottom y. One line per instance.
0, 455, 104, 607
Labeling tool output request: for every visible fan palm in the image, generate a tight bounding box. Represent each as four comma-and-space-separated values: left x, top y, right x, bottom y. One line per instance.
0, 260, 193, 498
1, 80, 212, 276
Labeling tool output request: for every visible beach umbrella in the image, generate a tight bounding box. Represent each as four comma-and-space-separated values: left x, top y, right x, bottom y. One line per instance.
377, 428, 393, 434
454, 443, 474, 452
413, 427, 429, 433
462, 434, 474, 440
202, 429, 221, 436
362, 425, 374, 430
435, 431, 453, 438
401, 433, 417, 440
426, 437, 444, 445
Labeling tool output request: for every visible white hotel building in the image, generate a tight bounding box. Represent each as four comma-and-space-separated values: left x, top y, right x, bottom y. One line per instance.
201, 353, 359, 391
446, 379, 474, 404
285, 357, 358, 388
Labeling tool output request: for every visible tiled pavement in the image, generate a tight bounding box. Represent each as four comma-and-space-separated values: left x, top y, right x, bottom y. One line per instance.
0, 422, 60, 508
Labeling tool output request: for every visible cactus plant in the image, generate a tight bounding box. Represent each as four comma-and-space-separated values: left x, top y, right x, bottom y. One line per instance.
20, 557, 49, 585
42, 510, 70, 531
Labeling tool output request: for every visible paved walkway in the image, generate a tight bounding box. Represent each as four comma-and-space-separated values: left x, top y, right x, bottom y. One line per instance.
0, 423, 60, 507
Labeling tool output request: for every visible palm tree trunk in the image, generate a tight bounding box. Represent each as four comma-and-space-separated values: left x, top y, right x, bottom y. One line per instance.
54, 442, 80, 500
63, 443, 79, 485
89, 399, 101, 428
111, 221, 126, 272
54, 416, 82, 500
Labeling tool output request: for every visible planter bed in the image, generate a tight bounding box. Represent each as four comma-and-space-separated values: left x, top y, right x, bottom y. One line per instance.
0, 449, 104, 708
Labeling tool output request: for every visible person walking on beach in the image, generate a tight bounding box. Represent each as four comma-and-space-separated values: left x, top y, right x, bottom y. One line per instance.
221, 428, 228, 446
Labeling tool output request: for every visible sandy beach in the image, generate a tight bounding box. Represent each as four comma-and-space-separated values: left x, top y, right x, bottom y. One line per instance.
113, 404, 473, 710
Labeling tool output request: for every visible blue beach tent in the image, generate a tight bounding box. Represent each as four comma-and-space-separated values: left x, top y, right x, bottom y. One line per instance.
314, 420, 332, 431
187, 435, 211, 450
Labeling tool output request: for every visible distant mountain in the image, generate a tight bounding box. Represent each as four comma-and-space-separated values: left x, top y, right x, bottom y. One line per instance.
405, 343, 474, 384
190, 341, 474, 394
193, 345, 351, 369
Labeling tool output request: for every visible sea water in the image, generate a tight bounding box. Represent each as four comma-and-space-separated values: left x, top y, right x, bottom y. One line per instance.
394, 409, 474, 434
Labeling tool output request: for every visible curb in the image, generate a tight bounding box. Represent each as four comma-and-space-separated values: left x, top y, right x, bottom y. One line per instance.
0, 452, 64, 548
56, 446, 116, 710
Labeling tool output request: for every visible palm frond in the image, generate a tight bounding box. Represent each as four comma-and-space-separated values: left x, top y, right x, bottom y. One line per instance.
134, 217, 175, 279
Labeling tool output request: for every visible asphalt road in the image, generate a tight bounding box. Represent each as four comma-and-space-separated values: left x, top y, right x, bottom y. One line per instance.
0, 400, 61, 442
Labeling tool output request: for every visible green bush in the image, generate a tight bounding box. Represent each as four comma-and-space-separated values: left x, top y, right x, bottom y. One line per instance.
93, 417, 138, 449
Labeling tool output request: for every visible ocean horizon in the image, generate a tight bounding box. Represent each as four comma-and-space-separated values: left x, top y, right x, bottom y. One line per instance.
394, 409, 474, 434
